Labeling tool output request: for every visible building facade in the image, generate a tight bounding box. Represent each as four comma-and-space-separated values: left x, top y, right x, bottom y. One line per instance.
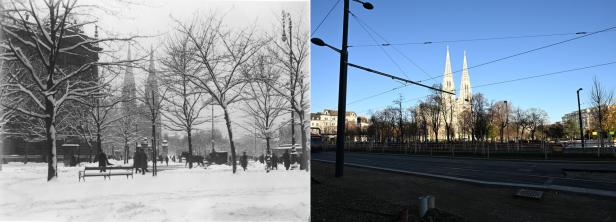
310, 109, 371, 142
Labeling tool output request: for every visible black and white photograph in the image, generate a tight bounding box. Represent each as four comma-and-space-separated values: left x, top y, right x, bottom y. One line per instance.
0, 0, 310, 221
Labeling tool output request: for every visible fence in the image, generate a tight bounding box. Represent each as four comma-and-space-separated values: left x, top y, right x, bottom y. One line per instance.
312, 140, 616, 160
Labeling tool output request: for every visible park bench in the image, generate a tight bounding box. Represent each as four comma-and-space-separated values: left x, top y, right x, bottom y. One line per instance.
78, 166, 134, 182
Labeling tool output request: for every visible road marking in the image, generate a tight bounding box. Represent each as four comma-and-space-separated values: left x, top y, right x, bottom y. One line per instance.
313, 158, 616, 198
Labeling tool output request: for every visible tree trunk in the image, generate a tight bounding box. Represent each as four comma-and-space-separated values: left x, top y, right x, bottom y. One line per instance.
222, 107, 237, 173
97, 129, 102, 157
45, 102, 57, 181
187, 128, 193, 169
299, 116, 308, 171
266, 137, 271, 153
152, 123, 157, 176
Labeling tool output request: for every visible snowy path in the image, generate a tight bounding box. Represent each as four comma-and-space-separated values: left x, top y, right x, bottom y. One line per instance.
0, 161, 309, 221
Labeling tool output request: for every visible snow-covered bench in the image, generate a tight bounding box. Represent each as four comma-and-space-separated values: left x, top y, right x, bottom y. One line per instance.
78, 166, 134, 182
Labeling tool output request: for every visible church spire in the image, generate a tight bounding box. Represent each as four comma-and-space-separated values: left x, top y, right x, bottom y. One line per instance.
459, 50, 472, 104
441, 46, 455, 98
121, 43, 137, 115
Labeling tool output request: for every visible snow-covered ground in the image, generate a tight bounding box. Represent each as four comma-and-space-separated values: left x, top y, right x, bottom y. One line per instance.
0, 160, 309, 221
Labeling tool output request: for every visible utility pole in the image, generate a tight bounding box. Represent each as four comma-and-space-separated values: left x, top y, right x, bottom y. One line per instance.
332, 0, 351, 178
577, 88, 585, 148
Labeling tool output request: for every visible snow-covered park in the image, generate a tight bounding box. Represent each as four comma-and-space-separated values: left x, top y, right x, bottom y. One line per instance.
0, 160, 310, 221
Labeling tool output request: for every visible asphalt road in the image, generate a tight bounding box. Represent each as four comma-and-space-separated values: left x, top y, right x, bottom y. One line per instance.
312, 151, 616, 193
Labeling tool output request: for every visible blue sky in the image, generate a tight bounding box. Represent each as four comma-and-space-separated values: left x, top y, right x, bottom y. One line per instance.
310, 0, 616, 123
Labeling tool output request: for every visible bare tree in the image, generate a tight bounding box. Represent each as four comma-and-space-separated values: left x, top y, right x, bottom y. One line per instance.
115, 111, 139, 164
392, 94, 405, 142
159, 30, 210, 169
527, 108, 548, 141
457, 109, 472, 141
471, 93, 489, 141
242, 55, 288, 153
417, 101, 430, 142
178, 15, 263, 173
440, 94, 455, 142
589, 76, 614, 148
427, 87, 443, 142
489, 101, 510, 143
0, 0, 140, 180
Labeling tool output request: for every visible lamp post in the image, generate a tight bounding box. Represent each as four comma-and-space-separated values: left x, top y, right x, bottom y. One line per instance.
311, 0, 373, 178
502, 100, 507, 144
577, 88, 584, 148
282, 10, 296, 154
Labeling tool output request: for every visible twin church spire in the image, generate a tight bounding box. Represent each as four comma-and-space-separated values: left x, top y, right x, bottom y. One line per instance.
441, 47, 472, 106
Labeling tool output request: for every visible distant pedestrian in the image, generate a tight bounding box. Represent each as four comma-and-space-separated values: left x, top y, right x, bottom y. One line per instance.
165, 156, 169, 166
272, 154, 278, 170
283, 150, 291, 170
97, 151, 112, 172
139, 149, 148, 174
133, 150, 141, 173
240, 152, 248, 171
172, 155, 176, 162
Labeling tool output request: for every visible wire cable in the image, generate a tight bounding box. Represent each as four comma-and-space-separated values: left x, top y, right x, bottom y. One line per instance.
420, 25, 616, 83
348, 31, 615, 47
347, 60, 616, 106
311, 0, 341, 37
345, 25, 616, 105
350, 12, 432, 79
350, 12, 409, 79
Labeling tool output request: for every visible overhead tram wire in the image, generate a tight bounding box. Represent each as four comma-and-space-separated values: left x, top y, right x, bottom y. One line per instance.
346, 60, 616, 106
419, 25, 616, 83
471, 61, 616, 89
343, 25, 616, 105
348, 30, 616, 47
311, 0, 341, 37
350, 12, 433, 79
349, 11, 409, 79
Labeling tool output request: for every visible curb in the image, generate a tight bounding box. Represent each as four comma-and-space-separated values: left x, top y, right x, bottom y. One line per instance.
319, 151, 616, 164
312, 158, 616, 199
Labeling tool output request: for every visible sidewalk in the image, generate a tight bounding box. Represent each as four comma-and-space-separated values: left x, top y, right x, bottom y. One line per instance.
311, 161, 616, 222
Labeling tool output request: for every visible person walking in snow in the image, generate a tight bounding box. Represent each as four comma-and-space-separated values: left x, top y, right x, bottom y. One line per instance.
139, 149, 148, 174
165, 156, 169, 166
272, 154, 278, 170
283, 150, 291, 170
133, 149, 141, 173
240, 152, 248, 171
97, 151, 113, 172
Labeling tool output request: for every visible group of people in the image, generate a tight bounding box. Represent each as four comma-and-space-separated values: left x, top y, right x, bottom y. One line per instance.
262, 150, 295, 172
132, 148, 149, 175
158, 155, 169, 166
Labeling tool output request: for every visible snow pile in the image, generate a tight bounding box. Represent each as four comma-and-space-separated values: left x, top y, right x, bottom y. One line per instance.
0, 161, 309, 221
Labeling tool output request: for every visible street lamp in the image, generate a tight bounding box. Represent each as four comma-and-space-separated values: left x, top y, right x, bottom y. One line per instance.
577, 88, 584, 148
311, 0, 373, 178
502, 100, 508, 144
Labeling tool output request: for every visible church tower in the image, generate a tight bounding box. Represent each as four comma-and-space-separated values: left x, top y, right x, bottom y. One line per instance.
441, 46, 455, 100
458, 50, 472, 106
121, 43, 137, 114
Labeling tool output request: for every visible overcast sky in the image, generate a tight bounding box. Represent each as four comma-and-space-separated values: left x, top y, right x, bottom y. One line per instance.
76, 0, 309, 139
